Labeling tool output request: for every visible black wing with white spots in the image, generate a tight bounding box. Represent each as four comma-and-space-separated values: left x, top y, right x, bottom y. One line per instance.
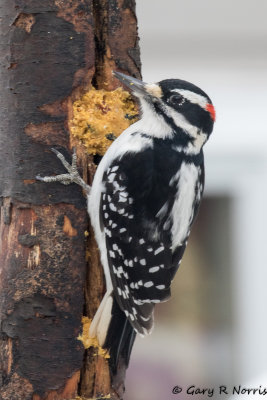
101, 144, 204, 335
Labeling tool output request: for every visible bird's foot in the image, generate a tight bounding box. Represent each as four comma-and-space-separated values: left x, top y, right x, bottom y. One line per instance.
36, 148, 91, 195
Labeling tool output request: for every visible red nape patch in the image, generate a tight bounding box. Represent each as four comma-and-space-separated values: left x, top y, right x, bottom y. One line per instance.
206, 103, 216, 121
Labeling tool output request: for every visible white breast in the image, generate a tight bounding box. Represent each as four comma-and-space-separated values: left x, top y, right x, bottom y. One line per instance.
171, 162, 200, 249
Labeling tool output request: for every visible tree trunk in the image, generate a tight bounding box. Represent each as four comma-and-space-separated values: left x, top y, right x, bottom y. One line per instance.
0, 1, 141, 399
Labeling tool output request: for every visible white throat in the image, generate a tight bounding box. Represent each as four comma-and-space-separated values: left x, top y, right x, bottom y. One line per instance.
137, 98, 173, 139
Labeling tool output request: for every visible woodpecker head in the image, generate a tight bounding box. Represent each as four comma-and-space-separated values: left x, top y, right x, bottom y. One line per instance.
113, 71, 215, 154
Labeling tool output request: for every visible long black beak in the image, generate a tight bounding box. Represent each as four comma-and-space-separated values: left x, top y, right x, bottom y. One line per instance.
113, 71, 148, 96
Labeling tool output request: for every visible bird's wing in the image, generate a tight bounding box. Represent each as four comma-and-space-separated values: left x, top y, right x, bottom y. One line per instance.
101, 150, 175, 335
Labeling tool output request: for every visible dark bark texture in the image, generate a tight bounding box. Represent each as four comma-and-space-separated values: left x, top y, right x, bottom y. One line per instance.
0, 1, 141, 399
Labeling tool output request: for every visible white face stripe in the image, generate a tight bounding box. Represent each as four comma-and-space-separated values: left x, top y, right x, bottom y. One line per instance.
171, 89, 209, 110
163, 104, 197, 135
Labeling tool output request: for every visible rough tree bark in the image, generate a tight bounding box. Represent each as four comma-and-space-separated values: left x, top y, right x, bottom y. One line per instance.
0, 1, 141, 399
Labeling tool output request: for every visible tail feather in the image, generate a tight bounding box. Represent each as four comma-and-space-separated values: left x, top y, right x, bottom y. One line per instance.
89, 289, 113, 346
104, 296, 136, 372
90, 291, 136, 372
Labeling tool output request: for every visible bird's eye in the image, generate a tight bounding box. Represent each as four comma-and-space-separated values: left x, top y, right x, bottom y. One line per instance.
168, 94, 185, 106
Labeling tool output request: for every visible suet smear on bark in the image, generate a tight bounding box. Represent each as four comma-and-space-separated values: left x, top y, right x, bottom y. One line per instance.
78, 316, 110, 359
70, 87, 138, 155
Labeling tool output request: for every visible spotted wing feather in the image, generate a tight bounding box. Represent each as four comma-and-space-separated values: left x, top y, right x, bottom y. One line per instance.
101, 151, 176, 334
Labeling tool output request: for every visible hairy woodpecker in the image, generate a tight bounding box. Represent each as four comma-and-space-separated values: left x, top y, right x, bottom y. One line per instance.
37, 71, 215, 370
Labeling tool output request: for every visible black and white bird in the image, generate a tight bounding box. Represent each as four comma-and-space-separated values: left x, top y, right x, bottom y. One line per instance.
37, 71, 215, 370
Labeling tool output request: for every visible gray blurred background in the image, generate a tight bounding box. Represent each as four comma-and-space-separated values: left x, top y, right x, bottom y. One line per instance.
125, 1, 267, 399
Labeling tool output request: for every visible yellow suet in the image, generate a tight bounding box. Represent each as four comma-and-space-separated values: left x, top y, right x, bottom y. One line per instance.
70, 87, 138, 155
77, 316, 110, 359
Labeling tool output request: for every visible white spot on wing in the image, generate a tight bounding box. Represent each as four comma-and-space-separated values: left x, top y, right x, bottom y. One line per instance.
104, 228, 111, 237
119, 195, 127, 202
133, 297, 160, 305
156, 284, 165, 290
109, 203, 117, 212
154, 246, 164, 255
124, 271, 129, 279
109, 250, 115, 258
144, 281, 154, 288
108, 173, 116, 182
149, 266, 160, 273
117, 266, 124, 277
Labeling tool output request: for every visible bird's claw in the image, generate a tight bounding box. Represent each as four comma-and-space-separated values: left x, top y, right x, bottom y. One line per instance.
36, 148, 90, 195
